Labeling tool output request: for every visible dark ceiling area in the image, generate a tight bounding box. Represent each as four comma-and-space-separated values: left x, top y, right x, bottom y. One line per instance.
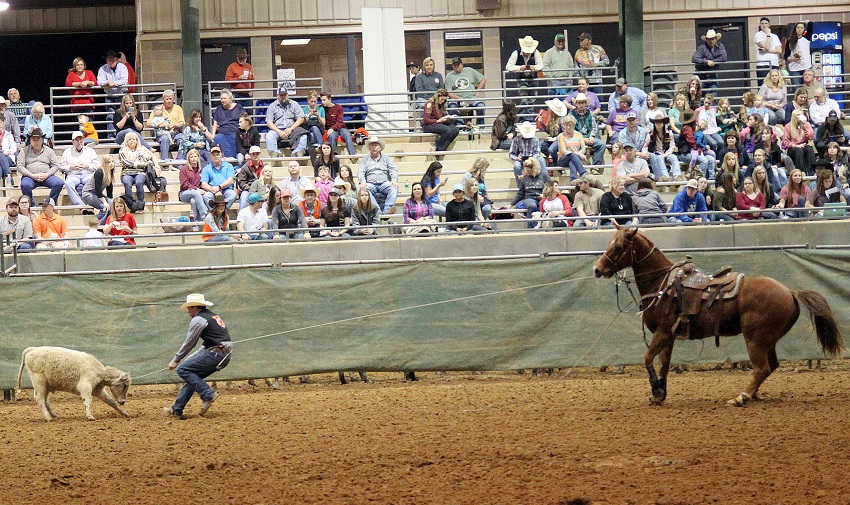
8, 0, 133, 8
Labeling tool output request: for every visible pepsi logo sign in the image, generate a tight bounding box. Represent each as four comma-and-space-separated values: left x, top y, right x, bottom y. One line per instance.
812, 32, 840, 42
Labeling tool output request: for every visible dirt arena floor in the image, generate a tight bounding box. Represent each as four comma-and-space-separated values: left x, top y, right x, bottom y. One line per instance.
4, 362, 850, 505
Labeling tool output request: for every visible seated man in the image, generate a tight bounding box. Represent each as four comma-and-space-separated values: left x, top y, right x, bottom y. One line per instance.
617, 141, 651, 194
564, 77, 602, 116
265, 86, 309, 157
608, 78, 648, 114
279, 160, 312, 205
569, 92, 606, 166
446, 57, 488, 127
18, 128, 63, 205
357, 136, 398, 214
668, 179, 708, 223
32, 198, 69, 249
605, 95, 637, 144
146, 89, 185, 160
809, 86, 846, 129
0, 197, 34, 251
60, 131, 100, 208
236, 193, 270, 240
320, 92, 356, 155
572, 173, 604, 227
200, 145, 237, 209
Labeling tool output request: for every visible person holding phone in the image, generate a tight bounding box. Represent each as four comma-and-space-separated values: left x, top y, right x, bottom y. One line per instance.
113, 93, 152, 149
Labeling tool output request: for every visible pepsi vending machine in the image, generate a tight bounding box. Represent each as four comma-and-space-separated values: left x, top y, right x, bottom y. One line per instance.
810, 22, 843, 103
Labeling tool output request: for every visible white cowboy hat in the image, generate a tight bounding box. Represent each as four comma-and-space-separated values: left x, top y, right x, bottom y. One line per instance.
518, 36, 539, 53
180, 293, 214, 311
545, 98, 568, 117
366, 136, 385, 149
517, 121, 537, 139
701, 29, 722, 41
300, 183, 319, 199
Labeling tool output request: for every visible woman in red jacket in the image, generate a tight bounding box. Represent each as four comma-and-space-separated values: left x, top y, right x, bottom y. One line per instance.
422, 89, 459, 159
66, 57, 97, 112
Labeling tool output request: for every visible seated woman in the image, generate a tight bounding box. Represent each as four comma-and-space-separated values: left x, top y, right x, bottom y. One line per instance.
350, 187, 380, 236
202, 194, 232, 242
814, 110, 848, 158
747, 149, 786, 194
735, 176, 774, 220
758, 70, 788, 125
118, 132, 158, 212
113, 94, 153, 149
103, 197, 137, 247
490, 99, 517, 151
752, 165, 779, 216
420, 161, 447, 217
318, 186, 350, 238
81, 155, 116, 225
783, 110, 816, 176
301, 90, 325, 148
510, 157, 550, 227
179, 149, 208, 222
179, 109, 215, 163
312, 142, 340, 178
806, 161, 846, 213
754, 129, 794, 175
464, 177, 491, 230
824, 141, 850, 186
460, 157, 493, 220
236, 113, 260, 165
555, 115, 587, 180
716, 132, 752, 174
445, 183, 487, 233
422, 89, 459, 159
599, 175, 636, 226
537, 179, 573, 227
338, 164, 358, 199
250, 166, 278, 202
402, 181, 436, 234
777, 168, 810, 218
538, 98, 567, 162
271, 189, 307, 240
711, 172, 738, 222
646, 110, 681, 182
66, 57, 97, 113
23, 102, 54, 145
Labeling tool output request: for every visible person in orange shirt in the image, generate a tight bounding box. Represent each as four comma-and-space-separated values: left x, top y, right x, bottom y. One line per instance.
225, 48, 254, 109
32, 198, 69, 249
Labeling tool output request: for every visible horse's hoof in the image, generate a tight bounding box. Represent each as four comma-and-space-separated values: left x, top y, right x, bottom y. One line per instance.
649, 396, 664, 406
727, 392, 751, 407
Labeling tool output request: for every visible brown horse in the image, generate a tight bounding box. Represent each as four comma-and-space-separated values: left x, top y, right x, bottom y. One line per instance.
593, 224, 844, 406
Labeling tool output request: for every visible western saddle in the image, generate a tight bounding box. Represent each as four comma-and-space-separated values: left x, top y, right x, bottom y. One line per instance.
662, 258, 744, 342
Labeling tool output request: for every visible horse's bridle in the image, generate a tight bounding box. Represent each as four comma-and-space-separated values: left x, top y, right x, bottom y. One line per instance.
602, 234, 657, 275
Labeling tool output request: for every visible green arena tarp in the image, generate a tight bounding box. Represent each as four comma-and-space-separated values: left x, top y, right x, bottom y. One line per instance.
5, 249, 849, 389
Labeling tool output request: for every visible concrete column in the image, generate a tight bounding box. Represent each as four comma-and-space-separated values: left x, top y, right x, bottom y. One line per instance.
181, 0, 203, 114
619, 0, 644, 86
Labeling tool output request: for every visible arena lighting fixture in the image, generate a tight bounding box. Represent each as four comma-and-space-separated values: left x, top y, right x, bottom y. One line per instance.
0, 2, 9, 11
280, 38, 311, 46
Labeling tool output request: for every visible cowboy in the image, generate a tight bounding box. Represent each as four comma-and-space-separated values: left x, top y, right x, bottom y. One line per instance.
166, 293, 233, 420
506, 36, 544, 95
692, 29, 728, 89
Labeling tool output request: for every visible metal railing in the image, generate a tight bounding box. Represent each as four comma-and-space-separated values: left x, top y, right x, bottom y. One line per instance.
48, 82, 177, 145
645, 59, 849, 109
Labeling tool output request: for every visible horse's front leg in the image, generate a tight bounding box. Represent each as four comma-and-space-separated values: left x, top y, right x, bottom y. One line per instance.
645, 330, 675, 405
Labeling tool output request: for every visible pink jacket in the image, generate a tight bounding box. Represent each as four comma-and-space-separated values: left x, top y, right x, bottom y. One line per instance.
782, 122, 814, 149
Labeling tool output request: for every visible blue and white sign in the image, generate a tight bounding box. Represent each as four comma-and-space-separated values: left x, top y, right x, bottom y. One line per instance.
810, 22, 842, 50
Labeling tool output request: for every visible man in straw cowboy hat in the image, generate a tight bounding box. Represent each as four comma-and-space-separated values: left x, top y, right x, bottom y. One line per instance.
506, 35, 544, 95
165, 293, 233, 419
692, 28, 728, 89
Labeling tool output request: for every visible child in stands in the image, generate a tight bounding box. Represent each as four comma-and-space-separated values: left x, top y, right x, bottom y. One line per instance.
78, 114, 98, 146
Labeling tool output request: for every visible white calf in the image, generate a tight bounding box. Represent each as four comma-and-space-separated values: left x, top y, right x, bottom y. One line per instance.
16, 346, 132, 421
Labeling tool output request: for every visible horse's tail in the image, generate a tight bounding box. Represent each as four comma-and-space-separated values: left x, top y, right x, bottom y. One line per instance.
794, 290, 845, 358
